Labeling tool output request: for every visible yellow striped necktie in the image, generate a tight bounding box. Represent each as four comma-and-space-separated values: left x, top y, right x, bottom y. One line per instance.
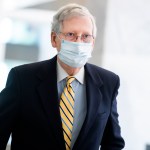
59, 76, 75, 150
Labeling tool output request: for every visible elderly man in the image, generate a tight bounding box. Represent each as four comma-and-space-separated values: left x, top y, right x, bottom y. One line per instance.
0, 3, 125, 150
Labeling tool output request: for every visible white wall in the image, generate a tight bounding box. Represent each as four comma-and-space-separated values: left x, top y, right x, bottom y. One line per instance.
103, 0, 150, 149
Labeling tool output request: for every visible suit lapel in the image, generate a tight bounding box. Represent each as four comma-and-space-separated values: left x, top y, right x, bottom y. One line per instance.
36, 57, 65, 150
73, 64, 103, 149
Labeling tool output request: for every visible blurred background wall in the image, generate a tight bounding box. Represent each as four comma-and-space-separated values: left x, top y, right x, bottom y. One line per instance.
0, 0, 150, 150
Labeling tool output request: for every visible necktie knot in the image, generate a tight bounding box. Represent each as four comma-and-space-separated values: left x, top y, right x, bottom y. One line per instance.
66, 76, 75, 85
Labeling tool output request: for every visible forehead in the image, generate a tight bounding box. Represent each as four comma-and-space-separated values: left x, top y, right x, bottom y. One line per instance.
61, 16, 93, 34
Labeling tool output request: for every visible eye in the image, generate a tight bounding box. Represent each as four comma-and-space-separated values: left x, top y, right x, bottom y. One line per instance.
82, 34, 91, 39
66, 32, 75, 37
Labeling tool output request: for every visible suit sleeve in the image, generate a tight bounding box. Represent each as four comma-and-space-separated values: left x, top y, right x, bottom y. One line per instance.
100, 76, 125, 150
0, 68, 20, 150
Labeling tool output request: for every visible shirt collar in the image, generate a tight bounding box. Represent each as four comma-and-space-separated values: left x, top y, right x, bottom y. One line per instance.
57, 61, 85, 84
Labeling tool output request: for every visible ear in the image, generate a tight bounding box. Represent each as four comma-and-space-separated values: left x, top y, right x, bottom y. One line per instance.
51, 32, 57, 48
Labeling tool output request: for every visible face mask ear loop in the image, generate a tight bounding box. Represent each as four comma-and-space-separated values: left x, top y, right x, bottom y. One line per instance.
56, 33, 66, 45
55, 32, 62, 41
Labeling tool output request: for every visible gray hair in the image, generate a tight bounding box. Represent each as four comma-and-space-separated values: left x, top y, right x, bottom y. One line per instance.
51, 3, 97, 37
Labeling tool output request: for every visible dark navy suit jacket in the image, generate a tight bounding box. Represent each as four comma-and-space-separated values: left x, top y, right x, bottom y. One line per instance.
0, 56, 125, 150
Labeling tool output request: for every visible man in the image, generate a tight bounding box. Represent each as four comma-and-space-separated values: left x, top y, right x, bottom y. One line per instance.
0, 3, 125, 150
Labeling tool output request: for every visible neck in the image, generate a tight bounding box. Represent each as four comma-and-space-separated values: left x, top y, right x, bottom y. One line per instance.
57, 57, 81, 76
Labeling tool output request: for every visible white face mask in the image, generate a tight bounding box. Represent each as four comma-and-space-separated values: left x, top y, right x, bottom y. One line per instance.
58, 40, 93, 68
